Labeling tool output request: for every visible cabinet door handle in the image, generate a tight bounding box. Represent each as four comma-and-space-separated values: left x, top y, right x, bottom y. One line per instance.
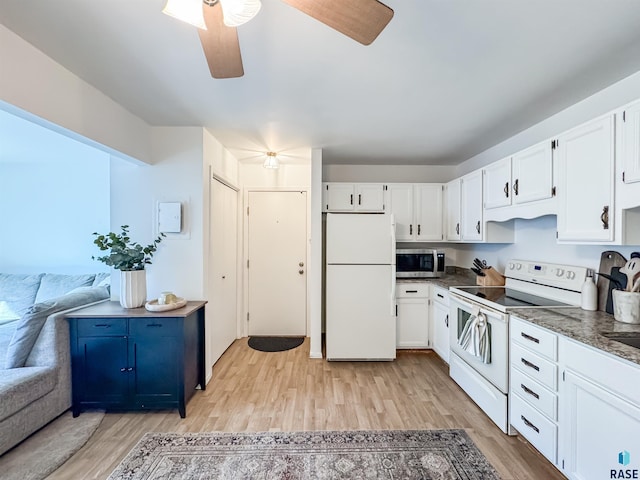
127, 367, 134, 372
120, 367, 127, 372
521, 358, 540, 372
456, 223, 460, 235
395, 305, 398, 317
445, 314, 449, 327
521, 415, 540, 433
358, 194, 362, 205
513, 179, 519, 196
406, 290, 418, 293
601, 205, 609, 230
521, 332, 540, 344
417, 224, 421, 235
94, 324, 111, 328
521, 383, 540, 400
476, 221, 481, 234
350, 194, 353, 205
504, 182, 509, 198
409, 224, 413, 235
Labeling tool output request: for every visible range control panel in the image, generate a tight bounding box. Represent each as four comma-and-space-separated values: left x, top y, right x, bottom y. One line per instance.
506, 259, 588, 292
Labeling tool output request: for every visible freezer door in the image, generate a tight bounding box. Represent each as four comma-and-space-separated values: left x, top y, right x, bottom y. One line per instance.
326, 213, 395, 265
326, 264, 396, 360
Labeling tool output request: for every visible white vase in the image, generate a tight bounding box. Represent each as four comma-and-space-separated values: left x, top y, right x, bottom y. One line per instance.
119, 270, 147, 308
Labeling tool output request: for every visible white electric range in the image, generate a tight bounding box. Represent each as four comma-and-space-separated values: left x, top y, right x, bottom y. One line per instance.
448, 259, 588, 434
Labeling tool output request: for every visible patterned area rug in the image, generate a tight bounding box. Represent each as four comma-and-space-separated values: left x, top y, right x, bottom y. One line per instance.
107, 429, 501, 479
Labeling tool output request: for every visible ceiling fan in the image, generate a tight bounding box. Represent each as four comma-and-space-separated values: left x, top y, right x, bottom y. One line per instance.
163, 0, 394, 79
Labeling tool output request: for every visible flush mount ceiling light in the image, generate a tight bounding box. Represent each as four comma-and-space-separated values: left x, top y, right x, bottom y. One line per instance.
163, 0, 394, 79
263, 152, 279, 169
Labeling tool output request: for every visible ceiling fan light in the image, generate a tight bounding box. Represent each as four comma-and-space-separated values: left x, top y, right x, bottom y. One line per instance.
219, 0, 262, 27
263, 151, 279, 169
162, 0, 207, 30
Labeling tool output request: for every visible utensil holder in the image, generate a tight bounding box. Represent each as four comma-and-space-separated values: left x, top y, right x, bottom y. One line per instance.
476, 267, 506, 287
612, 289, 640, 324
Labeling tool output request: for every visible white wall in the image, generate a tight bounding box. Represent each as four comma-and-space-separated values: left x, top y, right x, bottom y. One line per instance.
0, 24, 151, 164
110, 127, 205, 302
455, 216, 639, 275
0, 110, 110, 274
323, 164, 457, 183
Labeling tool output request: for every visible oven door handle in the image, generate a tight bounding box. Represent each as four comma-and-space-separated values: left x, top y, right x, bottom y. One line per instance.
450, 295, 508, 323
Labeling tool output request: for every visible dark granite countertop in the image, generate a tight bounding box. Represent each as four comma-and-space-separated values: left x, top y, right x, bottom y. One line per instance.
510, 307, 640, 367
396, 268, 477, 289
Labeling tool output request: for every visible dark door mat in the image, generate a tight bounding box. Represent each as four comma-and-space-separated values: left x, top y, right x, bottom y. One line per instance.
248, 336, 304, 352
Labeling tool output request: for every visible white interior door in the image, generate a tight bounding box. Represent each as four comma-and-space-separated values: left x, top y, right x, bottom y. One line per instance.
208, 179, 238, 370
247, 191, 307, 336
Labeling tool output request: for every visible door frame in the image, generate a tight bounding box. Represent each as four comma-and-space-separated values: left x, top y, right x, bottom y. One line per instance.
242, 186, 311, 338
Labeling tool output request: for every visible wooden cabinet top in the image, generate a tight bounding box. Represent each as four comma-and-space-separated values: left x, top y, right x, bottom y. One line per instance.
65, 300, 207, 318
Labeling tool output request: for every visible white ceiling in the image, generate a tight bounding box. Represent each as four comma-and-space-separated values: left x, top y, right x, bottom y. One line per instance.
2, 0, 640, 165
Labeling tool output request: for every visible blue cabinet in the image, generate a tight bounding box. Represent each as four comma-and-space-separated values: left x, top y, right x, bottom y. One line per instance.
67, 301, 206, 418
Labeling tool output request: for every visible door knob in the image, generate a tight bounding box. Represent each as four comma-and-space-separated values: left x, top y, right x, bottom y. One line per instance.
299, 270, 304, 275
299, 262, 304, 267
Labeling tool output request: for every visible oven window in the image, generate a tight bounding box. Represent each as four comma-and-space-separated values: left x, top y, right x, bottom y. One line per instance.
396, 254, 434, 272
455, 307, 492, 340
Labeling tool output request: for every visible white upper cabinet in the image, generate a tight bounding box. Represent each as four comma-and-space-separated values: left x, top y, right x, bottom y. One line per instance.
445, 179, 461, 241
323, 183, 385, 212
387, 184, 443, 242
460, 170, 483, 241
556, 115, 615, 242
483, 157, 512, 209
387, 184, 414, 240
622, 100, 640, 185
483, 141, 554, 212
415, 184, 444, 241
512, 141, 554, 205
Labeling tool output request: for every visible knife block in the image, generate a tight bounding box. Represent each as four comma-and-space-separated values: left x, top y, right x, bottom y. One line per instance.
476, 267, 506, 287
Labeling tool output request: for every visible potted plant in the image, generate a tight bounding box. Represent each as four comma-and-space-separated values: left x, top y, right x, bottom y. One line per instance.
92, 225, 165, 308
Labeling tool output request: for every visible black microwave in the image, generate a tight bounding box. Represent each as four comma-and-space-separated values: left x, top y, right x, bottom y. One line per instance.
396, 249, 445, 278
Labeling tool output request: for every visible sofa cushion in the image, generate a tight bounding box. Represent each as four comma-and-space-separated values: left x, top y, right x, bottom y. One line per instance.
0, 366, 57, 422
34, 273, 96, 303
5, 287, 109, 368
0, 274, 44, 320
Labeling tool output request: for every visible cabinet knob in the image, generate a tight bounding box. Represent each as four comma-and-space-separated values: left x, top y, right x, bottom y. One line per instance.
299, 270, 304, 275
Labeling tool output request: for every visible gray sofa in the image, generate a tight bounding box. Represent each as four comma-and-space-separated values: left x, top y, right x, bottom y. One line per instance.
0, 273, 110, 455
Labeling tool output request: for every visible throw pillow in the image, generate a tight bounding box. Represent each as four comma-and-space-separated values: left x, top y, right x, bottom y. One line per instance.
0, 273, 44, 317
5, 286, 109, 368
34, 273, 96, 303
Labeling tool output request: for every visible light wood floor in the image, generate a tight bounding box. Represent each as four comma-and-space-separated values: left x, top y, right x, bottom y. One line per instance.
49, 338, 564, 479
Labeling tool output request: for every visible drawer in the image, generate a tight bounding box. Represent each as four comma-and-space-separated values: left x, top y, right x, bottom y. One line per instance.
511, 393, 557, 464
510, 365, 557, 420
433, 286, 449, 306
396, 284, 429, 298
510, 316, 557, 361
77, 317, 127, 336
511, 342, 558, 391
129, 317, 181, 336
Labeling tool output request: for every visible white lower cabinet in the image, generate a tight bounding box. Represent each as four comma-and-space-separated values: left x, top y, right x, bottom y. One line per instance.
559, 338, 640, 480
431, 286, 449, 363
509, 317, 559, 465
510, 317, 640, 479
396, 283, 429, 349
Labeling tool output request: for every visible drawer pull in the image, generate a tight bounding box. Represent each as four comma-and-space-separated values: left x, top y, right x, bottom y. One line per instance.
94, 324, 111, 328
521, 383, 540, 400
437, 293, 444, 299
521, 332, 540, 344
521, 358, 540, 371
147, 323, 164, 328
521, 415, 539, 433
405, 290, 418, 293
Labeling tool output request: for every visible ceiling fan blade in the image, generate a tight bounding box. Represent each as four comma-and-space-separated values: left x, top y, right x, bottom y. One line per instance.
198, 3, 244, 79
281, 0, 393, 45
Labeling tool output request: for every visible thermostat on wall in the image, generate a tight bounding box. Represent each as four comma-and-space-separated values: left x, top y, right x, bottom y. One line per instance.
158, 202, 182, 233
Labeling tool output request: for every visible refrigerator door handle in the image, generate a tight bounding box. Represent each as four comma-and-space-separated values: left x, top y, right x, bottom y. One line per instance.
391, 264, 396, 316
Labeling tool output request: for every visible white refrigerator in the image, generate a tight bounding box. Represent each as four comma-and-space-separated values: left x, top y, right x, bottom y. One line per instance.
325, 213, 396, 360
